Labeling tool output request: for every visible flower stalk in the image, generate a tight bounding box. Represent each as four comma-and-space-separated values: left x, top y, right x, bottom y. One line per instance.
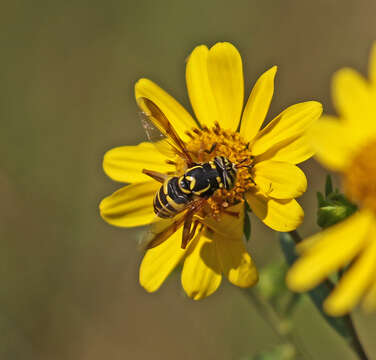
243, 288, 308, 359
281, 231, 369, 360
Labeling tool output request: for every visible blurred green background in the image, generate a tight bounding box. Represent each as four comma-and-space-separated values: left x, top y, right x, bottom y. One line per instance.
1, 0, 376, 359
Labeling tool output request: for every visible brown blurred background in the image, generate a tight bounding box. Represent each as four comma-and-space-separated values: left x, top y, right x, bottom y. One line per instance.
1, 0, 376, 359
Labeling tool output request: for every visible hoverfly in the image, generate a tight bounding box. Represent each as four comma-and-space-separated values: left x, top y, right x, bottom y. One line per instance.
138, 97, 251, 250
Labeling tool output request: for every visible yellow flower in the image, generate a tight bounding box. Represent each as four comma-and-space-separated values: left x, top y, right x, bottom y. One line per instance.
287, 42, 376, 316
100, 42, 322, 300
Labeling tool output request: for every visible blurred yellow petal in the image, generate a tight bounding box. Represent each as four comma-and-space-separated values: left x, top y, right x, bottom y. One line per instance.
324, 236, 376, 316
181, 231, 222, 300
251, 101, 322, 156
186, 45, 218, 128
215, 233, 258, 287
135, 78, 196, 140
332, 68, 376, 133
99, 182, 159, 227
369, 41, 376, 86
287, 210, 373, 292
240, 66, 277, 142
310, 116, 368, 171
253, 161, 307, 199
139, 227, 186, 292
255, 133, 314, 165
202, 202, 244, 240
245, 192, 304, 232
207, 42, 244, 131
295, 233, 320, 254
103, 142, 174, 183
310, 116, 353, 170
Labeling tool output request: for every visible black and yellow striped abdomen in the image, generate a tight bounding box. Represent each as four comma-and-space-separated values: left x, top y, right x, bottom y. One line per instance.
153, 156, 237, 218
153, 177, 191, 218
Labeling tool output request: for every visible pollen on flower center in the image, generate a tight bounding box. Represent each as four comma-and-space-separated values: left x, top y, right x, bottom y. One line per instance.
344, 138, 376, 212
175, 123, 255, 217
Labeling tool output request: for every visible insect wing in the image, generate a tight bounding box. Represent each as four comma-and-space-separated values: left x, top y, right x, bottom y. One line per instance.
139, 212, 187, 250
140, 109, 164, 142
139, 198, 205, 251
139, 111, 177, 158
137, 97, 193, 165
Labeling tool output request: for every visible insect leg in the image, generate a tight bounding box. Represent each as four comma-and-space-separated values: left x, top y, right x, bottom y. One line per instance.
181, 198, 206, 249
183, 220, 201, 249
204, 142, 217, 154
223, 210, 240, 218
249, 176, 257, 186
182, 211, 194, 249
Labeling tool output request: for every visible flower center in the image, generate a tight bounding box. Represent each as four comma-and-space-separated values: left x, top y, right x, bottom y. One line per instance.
175, 124, 255, 218
344, 138, 376, 212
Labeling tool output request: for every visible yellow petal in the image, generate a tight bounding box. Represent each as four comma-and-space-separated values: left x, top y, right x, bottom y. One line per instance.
139, 226, 186, 292
310, 116, 368, 171
181, 231, 222, 300
286, 210, 373, 292
202, 202, 244, 240
240, 66, 277, 142
245, 192, 304, 232
135, 78, 196, 141
295, 233, 320, 254
253, 161, 307, 199
207, 42, 244, 131
369, 41, 376, 87
99, 182, 159, 227
103, 142, 174, 183
215, 232, 258, 288
255, 133, 314, 165
251, 101, 322, 156
324, 235, 376, 316
332, 68, 376, 133
186, 45, 218, 128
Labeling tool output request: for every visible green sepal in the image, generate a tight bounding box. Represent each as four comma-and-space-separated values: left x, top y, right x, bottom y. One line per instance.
243, 201, 252, 242
316, 175, 357, 229
325, 174, 333, 197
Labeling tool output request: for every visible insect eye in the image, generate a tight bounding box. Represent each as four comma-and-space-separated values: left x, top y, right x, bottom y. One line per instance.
180, 178, 189, 189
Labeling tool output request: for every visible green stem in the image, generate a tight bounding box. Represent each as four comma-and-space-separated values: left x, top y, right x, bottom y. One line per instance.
288, 230, 369, 360
343, 314, 369, 360
283, 293, 301, 317
243, 289, 310, 359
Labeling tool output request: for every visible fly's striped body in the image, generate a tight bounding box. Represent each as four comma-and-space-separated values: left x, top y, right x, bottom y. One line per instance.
154, 156, 237, 218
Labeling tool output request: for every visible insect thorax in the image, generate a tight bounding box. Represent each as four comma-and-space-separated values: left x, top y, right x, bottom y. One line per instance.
153, 156, 237, 218
178, 156, 237, 198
